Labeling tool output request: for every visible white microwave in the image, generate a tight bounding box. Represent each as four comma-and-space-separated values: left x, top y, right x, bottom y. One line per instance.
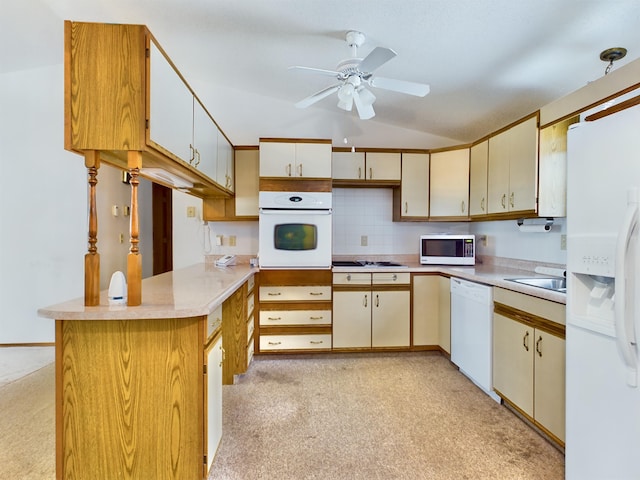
420, 234, 475, 265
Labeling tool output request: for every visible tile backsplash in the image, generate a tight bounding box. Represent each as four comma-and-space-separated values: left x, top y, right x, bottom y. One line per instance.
332, 188, 467, 255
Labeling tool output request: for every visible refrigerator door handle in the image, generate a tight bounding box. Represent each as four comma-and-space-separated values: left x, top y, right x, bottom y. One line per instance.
614, 188, 639, 388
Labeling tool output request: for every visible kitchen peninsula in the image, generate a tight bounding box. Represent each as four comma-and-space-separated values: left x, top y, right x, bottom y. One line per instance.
38, 263, 256, 480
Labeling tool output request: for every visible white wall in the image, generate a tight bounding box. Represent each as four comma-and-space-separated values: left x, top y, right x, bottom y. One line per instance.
0, 64, 86, 343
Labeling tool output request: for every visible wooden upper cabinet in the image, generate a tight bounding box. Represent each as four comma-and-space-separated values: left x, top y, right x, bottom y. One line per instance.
487, 114, 539, 215
64, 21, 231, 198
429, 148, 470, 219
469, 140, 489, 217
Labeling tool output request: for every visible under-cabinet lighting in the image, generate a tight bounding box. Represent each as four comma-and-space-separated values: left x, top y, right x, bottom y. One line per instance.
140, 168, 193, 189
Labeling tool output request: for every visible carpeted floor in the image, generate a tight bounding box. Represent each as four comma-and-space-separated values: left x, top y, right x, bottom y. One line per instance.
0, 352, 565, 479
209, 352, 564, 480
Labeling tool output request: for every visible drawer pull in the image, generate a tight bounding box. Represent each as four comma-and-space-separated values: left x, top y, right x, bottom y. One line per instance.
309, 292, 324, 296
347, 274, 351, 281
267, 292, 282, 296
523, 331, 529, 351
309, 340, 324, 345
363, 294, 368, 308
268, 341, 282, 346
267, 316, 282, 321
309, 316, 324, 320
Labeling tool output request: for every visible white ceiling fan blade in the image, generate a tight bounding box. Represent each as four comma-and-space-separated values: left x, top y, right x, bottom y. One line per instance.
358, 47, 397, 73
370, 76, 430, 97
295, 84, 341, 108
288, 65, 342, 78
353, 89, 375, 120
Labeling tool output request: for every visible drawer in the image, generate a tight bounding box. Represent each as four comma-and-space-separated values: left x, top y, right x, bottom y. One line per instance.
206, 304, 222, 340
260, 285, 331, 302
247, 315, 255, 340
260, 334, 332, 351
494, 287, 566, 325
333, 272, 371, 285
260, 309, 332, 326
372, 272, 410, 285
247, 275, 255, 293
247, 292, 255, 317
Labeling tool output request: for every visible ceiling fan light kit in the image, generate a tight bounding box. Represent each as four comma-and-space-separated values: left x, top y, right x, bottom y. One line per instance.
290, 30, 430, 120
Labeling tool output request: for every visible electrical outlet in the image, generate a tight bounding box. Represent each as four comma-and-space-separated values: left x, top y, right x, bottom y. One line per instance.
229, 235, 237, 246
560, 234, 567, 250
186, 206, 196, 218
216, 235, 223, 246
361, 235, 368, 247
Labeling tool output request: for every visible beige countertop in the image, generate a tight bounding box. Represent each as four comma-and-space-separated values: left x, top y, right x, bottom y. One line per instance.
39, 256, 565, 322
38, 263, 257, 321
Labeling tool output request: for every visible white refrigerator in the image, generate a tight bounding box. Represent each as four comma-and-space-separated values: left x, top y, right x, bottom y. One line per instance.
566, 102, 640, 479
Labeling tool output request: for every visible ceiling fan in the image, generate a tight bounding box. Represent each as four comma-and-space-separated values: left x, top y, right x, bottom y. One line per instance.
289, 31, 430, 120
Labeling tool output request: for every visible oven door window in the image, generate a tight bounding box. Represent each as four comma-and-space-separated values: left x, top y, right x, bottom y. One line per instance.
274, 223, 317, 250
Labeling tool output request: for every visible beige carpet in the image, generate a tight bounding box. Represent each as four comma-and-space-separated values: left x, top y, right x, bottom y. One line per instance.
209, 352, 564, 480
0, 362, 55, 480
0, 352, 564, 479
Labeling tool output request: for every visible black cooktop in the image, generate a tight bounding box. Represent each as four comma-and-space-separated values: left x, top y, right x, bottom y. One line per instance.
332, 260, 407, 268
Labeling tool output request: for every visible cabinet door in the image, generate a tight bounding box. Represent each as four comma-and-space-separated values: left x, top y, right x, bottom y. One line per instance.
234, 149, 259, 216
216, 131, 234, 191
412, 275, 439, 346
429, 149, 470, 218
333, 290, 371, 348
493, 313, 534, 416
295, 143, 331, 178
438, 276, 451, 353
508, 116, 538, 212
148, 41, 193, 163
534, 330, 565, 442
400, 153, 430, 218
332, 151, 365, 180
365, 152, 401, 180
469, 140, 488, 216
259, 142, 296, 177
193, 98, 218, 181
487, 131, 510, 213
372, 290, 410, 347
205, 334, 223, 473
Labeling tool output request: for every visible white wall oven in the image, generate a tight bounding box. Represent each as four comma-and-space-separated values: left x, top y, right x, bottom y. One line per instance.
259, 191, 332, 269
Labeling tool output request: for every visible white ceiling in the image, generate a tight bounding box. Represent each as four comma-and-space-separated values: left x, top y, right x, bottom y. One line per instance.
3, 0, 640, 149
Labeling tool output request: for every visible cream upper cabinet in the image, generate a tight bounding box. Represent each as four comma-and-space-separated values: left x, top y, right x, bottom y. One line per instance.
234, 149, 259, 217
469, 140, 489, 217
332, 151, 365, 180
365, 152, 401, 180
429, 148, 470, 218
149, 41, 194, 164
399, 153, 430, 219
259, 141, 331, 178
537, 116, 578, 217
193, 98, 219, 182
487, 115, 539, 214
216, 131, 234, 192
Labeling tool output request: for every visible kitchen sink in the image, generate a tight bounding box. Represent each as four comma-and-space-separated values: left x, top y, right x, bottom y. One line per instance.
506, 277, 566, 293
332, 260, 408, 268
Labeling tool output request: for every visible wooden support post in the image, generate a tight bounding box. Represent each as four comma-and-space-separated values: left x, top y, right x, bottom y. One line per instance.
127, 151, 143, 306
84, 151, 100, 306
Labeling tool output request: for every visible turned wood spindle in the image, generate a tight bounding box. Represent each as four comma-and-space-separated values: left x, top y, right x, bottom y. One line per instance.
84, 151, 100, 306
127, 151, 143, 306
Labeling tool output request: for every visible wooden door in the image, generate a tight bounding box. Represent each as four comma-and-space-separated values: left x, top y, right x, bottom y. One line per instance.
152, 183, 172, 275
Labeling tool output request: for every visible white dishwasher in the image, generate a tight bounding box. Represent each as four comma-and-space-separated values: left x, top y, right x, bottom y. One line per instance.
450, 277, 500, 403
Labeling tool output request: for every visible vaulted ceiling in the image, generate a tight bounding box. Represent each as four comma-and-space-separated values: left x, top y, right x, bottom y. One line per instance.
3, 0, 640, 149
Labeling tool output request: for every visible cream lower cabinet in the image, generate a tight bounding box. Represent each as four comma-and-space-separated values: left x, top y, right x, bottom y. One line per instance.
257, 270, 332, 353
412, 274, 451, 351
492, 287, 566, 445
205, 332, 223, 474
333, 272, 410, 349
